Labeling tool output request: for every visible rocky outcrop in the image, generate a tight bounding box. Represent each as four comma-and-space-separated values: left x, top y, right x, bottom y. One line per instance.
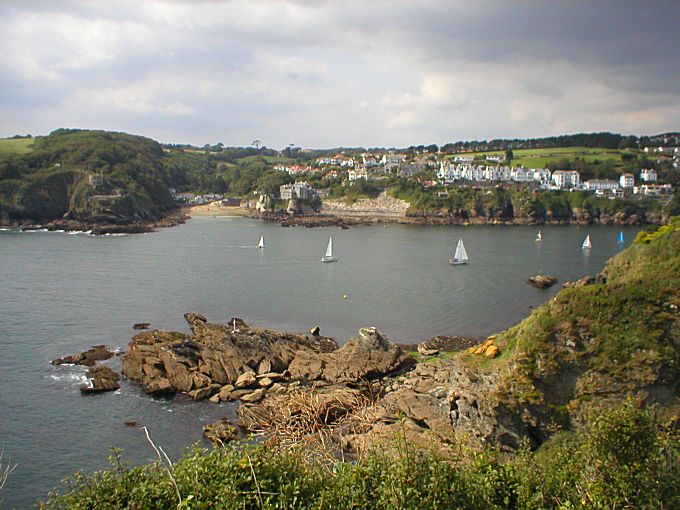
51, 345, 114, 367
122, 313, 340, 399
287, 327, 415, 383
527, 274, 558, 289
203, 418, 239, 444
80, 365, 121, 394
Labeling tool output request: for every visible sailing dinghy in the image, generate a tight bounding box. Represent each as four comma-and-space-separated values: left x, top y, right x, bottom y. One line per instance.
321, 237, 337, 263
449, 238, 468, 265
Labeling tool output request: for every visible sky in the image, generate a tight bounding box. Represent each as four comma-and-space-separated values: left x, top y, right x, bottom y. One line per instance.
1, 0, 679, 149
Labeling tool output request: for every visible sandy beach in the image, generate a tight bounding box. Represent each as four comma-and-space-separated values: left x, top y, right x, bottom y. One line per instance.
188, 204, 249, 217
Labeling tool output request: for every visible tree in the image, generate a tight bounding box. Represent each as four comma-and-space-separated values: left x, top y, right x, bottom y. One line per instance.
251, 140, 262, 150
505, 148, 514, 166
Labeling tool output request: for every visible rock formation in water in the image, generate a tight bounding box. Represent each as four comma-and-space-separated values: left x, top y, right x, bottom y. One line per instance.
51, 345, 114, 367
122, 313, 413, 403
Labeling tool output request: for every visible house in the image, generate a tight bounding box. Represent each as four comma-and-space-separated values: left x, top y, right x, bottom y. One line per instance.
639, 168, 657, 182
381, 153, 406, 173
453, 156, 474, 163
552, 170, 580, 189
399, 163, 424, 177
362, 154, 380, 167
512, 167, 534, 183
348, 168, 368, 181
633, 184, 673, 196
533, 169, 552, 185
619, 173, 635, 189
486, 155, 506, 163
585, 179, 619, 191
279, 182, 315, 200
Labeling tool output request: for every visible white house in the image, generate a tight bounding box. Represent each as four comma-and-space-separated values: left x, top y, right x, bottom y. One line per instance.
619, 173, 635, 189
639, 168, 657, 182
512, 167, 534, 182
585, 179, 619, 191
348, 168, 368, 181
453, 156, 474, 163
552, 170, 580, 189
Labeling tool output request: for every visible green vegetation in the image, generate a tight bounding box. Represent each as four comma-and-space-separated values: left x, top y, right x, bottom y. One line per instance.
39, 402, 679, 509
0, 137, 34, 159
389, 181, 664, 221
0, 129, 175, 222
486, 218, 680, 429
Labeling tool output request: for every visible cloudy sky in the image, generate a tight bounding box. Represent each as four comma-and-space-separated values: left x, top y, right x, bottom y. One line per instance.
1, 1, 678, 148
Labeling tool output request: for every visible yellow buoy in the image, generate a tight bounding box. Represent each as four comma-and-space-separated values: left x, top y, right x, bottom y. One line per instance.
343, 294, 348, 300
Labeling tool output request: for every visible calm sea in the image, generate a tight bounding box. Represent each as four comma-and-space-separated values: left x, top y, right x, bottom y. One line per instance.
0, 218, 641, 507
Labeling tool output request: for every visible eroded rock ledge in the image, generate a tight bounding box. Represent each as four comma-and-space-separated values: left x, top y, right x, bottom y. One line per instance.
121, 314, 532, 453
122, 313, 413, 401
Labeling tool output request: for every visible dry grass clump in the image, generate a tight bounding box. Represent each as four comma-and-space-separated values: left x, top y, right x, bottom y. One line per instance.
254, 385, 384, 464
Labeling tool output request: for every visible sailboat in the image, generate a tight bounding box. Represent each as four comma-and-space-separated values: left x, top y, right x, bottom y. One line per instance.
321, 237, 337, 263
257, 236, 265, 249
449, 238, 468, 265
535, 230, 542, 243
582, 235, 592, 250
617, 231, 624, 245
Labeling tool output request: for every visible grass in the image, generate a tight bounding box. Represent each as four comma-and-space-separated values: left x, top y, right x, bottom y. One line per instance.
444, 146, 627, 168
0, 137, 35, 158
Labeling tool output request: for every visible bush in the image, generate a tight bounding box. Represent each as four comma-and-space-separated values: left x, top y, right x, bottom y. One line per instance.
39, 403, 680, 509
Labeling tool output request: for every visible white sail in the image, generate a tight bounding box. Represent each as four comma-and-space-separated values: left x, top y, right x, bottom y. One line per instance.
450, 238, 468, 265
321, 237, 337, 262
582, 235, 592, 249
257, 236, 265, 249
535, 230, 542, 242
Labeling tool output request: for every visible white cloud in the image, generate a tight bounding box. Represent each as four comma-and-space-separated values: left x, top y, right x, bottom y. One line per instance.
0, 1, 678, 146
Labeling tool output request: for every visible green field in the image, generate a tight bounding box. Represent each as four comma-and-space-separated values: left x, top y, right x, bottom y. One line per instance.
0, 137, 35, 158
446, 146, 628, 168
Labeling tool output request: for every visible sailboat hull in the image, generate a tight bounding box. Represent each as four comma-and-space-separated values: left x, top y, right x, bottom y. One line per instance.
321, 257, 337, 263
449, 259, 467, 265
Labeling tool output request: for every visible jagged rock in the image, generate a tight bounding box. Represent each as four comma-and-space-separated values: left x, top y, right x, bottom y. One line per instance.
235, 371, 257, 388
528, 274, 558, 289
52, 345, 114, 367
188, 387, 213, 401
417, 344, 439, 357
256, 359, 272, 375
240, 388, 266, 402
562, 275, 596, 288
256, 371, 285, 380
146, 378, 175, 396
258, 377, 273, 388
288, 327, 415, 383
208, 394, 220, 404
218, 384, 235, 401
80, 365, 120, 393
122, 313, 340, 397
203, 418, 238, 444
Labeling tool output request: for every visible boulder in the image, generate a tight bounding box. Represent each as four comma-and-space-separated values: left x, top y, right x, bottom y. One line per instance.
235, 371, 257, 389
188, 387, 213, 401
52, 345, 114, 367
288, 327, 415, 384
218, 384, 235, 401
146, 378, 175, 396
203, 418, 238, 444
240, 388, 266, 403
417, 344, 439, 357
258, 377, 274, 388
80, 365, 120, 394
528, 274, 558, 289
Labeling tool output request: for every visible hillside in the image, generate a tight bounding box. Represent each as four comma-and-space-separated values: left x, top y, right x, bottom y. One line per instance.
0, 129, 175, 224
485, 218, 680, 441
